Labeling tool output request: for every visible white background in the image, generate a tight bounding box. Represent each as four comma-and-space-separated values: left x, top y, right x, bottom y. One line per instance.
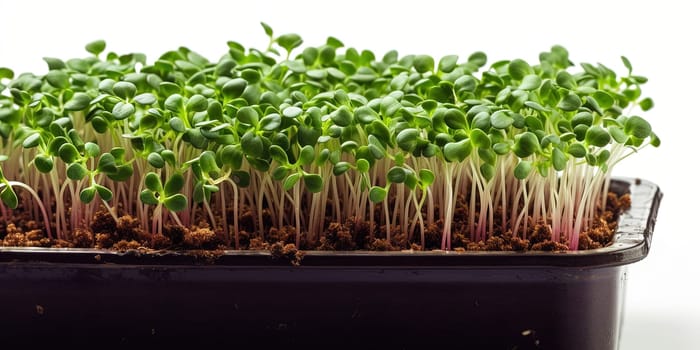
1, 1, 696, 348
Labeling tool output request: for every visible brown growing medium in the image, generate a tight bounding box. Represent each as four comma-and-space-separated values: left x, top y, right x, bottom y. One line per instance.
1, 190, 631, 260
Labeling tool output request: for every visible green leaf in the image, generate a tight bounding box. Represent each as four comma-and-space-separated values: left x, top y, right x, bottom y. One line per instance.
199, 151, 220, 173
91, 116, 109, 133
241, 69, 262, 84
418, 169, 435, 186
567, 142, 587, 158
320, 47, 338, 65
230, 170, 250, 187
46, 70, 70, 89
490, 111, 513, 129
470, 129, 491, 149
444, 108, 467, 130
333, 161, 351, 176
34, 154, 54, 173
186, 94, 208, 112
237, 106, 259, 126
468, 51, 487, 67
94, 184, 113, 201
518, 74, 542, 90
272, 166, 289, 181
609, 126, 628, 144
169, 117, 186, 132
298, 145, 315, 166
139, 189, 159, 205
493, 142, 510, 155
145, 172, 163, 193
84, 142, 100, 158
303, 173, 323, 193
572, 112, 593, 127
164, 194, 187, 212
97, 153, 118, 174
0, 67, 15, 79
621, 56, 633, 74
558, 92, 582, 111
387, 166, 407, 184
282, 106, 303, 118
301, 46, 318, 66
283, 172, 301, 191
112, 81, 137, 100
480, 163, 495, 181
650, 132, 661, 147
443, 139, 472, 163
134, 93, 157, 105
354, 106, 378, 124
369, 186, 387, 203
66, 162, 88, 180
43, 57, 66, 70
85, 40, 106, 55
478, 147, 496, 164
513, 132, 539, 158
222, 78, 247, 99
258, 113, 281, 132
438, 55, 459, 73
413, 55, 435, 73
514, 160, 532, 180
356, 159, 370, 173
585, 126, 611, 147
639, 97, 654, 111
552, 148, 568, 171
241, 131, 264, 158
112, 102, 135, 120
592, 90, 614, 109
22, 133, 41, 149
80, 186, 97, 203
107, 165, 133, 182
0, 186, 18, 209
147, 152, 165, 168
508, 59, 531, 80
597, 149, 611, 164
276, 33, 303, 54
555, 71, 576, 89
624, 116, 652, 138
396, 128, 420, 152
58, 143, 81, 163
64, 92, 92, 111
164, 173, 185, 196
261, 22, 274, 37
269, 145, 289, 164
331, 106, 353, 127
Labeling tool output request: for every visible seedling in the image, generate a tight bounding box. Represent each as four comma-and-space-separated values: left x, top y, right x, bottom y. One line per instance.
0, 23, 657, 250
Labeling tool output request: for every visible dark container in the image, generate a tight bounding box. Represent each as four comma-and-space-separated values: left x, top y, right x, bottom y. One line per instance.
0, 178, 661, 349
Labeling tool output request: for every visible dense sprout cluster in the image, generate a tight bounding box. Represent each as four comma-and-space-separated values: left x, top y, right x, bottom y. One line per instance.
0, 24, 657, 250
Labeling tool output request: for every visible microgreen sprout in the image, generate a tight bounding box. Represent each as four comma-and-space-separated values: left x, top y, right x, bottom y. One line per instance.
0, 25, 658, 251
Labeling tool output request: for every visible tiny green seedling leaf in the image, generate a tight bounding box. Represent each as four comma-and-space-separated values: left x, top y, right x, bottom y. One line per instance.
283, 172, 301, 191
85, 40, 106, 56
145, 172, 163, 193
624, 116, 652, 139
66, 162, 88, 181
79, 186, 96, 203
164, 194, 187, 212
261, 22, 274, 37
0, 186, 18, 209
369, 186, 387, 203
64, 93, 92, 111
303, 173, 323, 193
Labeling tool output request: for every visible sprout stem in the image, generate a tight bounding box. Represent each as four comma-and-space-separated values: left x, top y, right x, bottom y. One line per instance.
2, 181, 53, 239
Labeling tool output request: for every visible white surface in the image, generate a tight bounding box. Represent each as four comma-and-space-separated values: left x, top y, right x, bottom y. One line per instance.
1, 1, 696, 348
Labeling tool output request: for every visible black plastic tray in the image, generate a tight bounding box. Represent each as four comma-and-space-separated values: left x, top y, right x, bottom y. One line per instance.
0, 178, 662, 349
